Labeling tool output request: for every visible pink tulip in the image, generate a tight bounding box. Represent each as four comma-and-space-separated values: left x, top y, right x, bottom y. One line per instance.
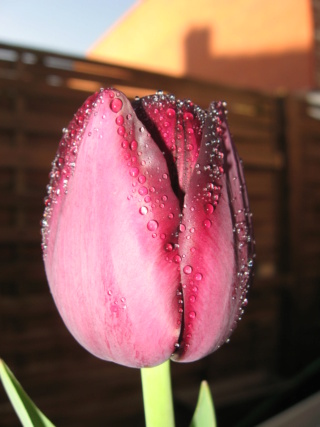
42, 88, 254, 368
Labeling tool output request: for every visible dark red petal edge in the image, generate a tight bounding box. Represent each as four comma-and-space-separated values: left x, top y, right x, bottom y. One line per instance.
212, 101, 255, 333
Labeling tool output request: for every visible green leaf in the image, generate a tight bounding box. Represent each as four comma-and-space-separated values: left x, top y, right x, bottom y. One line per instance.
190, 381, 217, 427
0, 359, 55, 427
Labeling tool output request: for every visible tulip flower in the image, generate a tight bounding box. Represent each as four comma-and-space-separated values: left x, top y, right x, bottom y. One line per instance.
41, 88, 254, 369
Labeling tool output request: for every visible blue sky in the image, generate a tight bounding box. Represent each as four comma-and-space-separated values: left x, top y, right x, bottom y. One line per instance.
0, 0, 137, 56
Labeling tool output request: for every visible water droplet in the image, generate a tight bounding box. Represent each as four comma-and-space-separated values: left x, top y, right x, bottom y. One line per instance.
165, 243, 173, 252
189, 311, 196, 319
174, 255, 182, 263
183, 265, 193, 275
138, 186, 148, 196
168, 213, 174, 219
122, 140, 129, 149
189, 295, 196, 303
195, 273, 203, 281
116, 115, 124, 125
139, 206, 148, 215
179, 224, 186, 232
138, 175, 146, 184
130, 140, 138, 151
204, 203, 214, 214
166, 108, 176, 118
160, 233, 166, 239
147, 220, 158, 231
183, 112, 194, 121
117, 126, 125, 136
144, 195, 151, 203
235, 221, 249, 242
203, 219, 212, 228
110, 98, 123, 113
130, 167, 139, 177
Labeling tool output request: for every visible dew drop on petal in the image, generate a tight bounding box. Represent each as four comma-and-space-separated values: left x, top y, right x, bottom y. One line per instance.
204, 203, 214, 214
144, 195, 151, 203
203, 219, 212, 228
183, 112, 194, 121
130, 140, 138, 151
139, 206, 148, 215
165, 243, 173, 252
183, 265, 193, 275
138, 186, 148, 196
138, 175, 146, 184
110, 98, 123, 113
116, 115, 124, 125
147, 220, 158, 231
130, 167, 139, 177
117, 126, 125, 136
167, 108, 176, 118
122, 140, 129, 149
174, 255, 182, 263
189, 311, 196, 319
179, 223, 186, 232
195, 273, 203, 281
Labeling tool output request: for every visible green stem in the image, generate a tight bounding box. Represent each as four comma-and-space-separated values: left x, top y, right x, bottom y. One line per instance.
140, 360, 175, 427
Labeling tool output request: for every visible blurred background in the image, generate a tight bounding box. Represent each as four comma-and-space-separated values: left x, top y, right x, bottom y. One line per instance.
1, 0, 320, 426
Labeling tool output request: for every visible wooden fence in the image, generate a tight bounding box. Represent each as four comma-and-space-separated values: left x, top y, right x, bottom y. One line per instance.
0, 43, 319, 426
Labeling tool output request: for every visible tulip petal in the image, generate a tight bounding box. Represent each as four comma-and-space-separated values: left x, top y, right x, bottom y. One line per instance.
173, 102, 254, 362
43, 89, 184, 367
134, 93, 203, 196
